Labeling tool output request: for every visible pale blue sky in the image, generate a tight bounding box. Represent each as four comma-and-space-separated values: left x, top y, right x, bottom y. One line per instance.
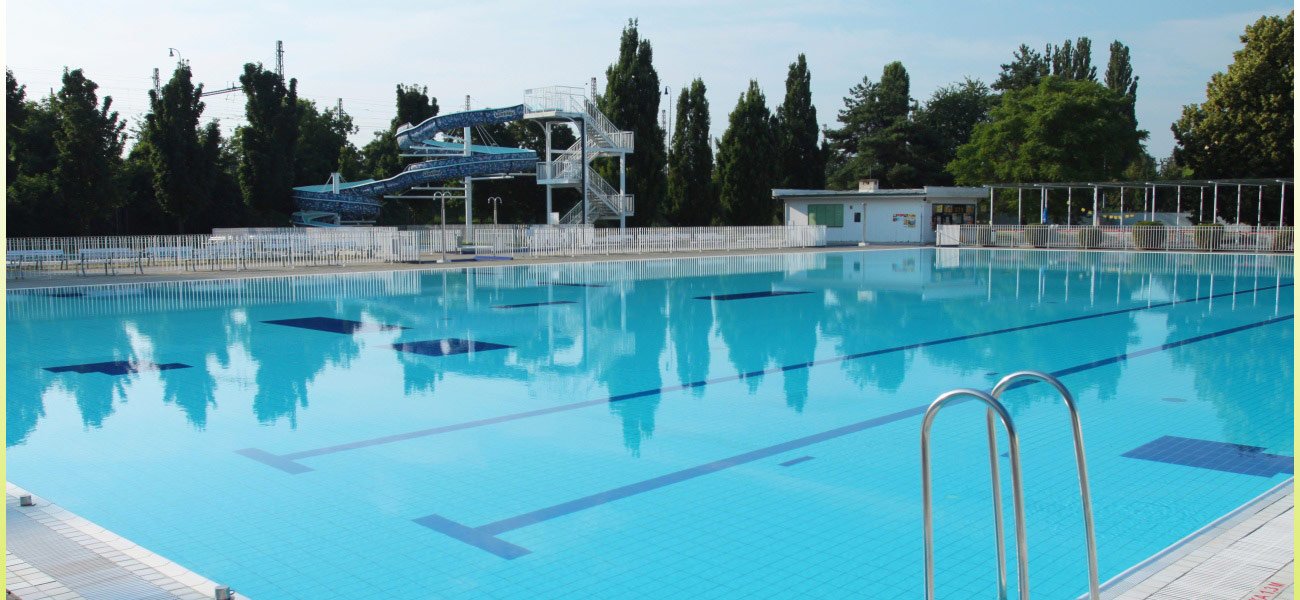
6, 1, 1290, 165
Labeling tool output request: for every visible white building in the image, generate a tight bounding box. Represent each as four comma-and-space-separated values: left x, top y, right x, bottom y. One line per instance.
776, 180, 986, 245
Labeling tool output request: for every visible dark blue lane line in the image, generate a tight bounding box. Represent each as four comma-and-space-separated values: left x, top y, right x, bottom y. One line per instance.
779, 456, 815, 467
413, 313, 1293, 558
697, 290, 811, 301
45, 361, 192, 375
263, 317, 406, 334
235, 281, 1293, 473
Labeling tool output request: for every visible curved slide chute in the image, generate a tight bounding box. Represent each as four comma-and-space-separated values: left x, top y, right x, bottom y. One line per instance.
292, 104, 535, 224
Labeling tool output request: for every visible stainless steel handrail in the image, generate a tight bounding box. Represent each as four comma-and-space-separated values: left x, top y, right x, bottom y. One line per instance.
992, 371, 1100, 600
921, 389, 1029, 600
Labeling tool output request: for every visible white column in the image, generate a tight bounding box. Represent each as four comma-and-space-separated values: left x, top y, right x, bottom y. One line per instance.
1017, 187, 1022, 225
988, 187, 994, 224
1067, 187, 1073, 226
1212, 184, 1219, 224
544, 122, 553, 222
1092, 186, 1099, 226
1236, 184, 1243, 225
465, 177, 473, 239
1280, 184, 1287, 227
1256, 185, 1263, 230
1176, 186, 1182, 220
619, 152, 627, 230
1039, 186, 1046, 224
1120, 186, 1125, 223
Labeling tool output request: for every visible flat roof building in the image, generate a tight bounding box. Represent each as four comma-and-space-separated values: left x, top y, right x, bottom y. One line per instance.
775, 179, 986, 245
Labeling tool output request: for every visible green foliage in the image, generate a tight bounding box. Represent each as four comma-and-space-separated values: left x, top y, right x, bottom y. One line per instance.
1194, 223, 1224, 250
994, 44, 1049, 91
1132, 220, 1166, 249
236, 63, 300, 221
51, 68, 128, 235
914, 78, 996, 186
598, 19, 668, 225
716, 80, 778, 225
1048, 37, 1097, 82
141, 63, 222, 232
391, 84, 438, 130
824, 61, 929, 188
666, 79, 718, 225
774, 54, 823, 190
294, 99, 358, 185
948, 77, 1148, 185
1172, 12, 1293, 179
1105, 41, 1139, 100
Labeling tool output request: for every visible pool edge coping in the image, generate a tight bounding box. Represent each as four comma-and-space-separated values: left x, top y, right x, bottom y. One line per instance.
6, 481, 240, 599
1089, 476, 1294, 599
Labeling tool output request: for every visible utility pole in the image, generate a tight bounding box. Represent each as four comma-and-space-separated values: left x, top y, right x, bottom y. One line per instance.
590, 77, 597, 100
152, 68, 160, 96
275, 40, 284, 79
336, 98, 343, 116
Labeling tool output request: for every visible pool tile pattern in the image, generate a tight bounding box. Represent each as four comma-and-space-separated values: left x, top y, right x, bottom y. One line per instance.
1123, 436, 1295, 478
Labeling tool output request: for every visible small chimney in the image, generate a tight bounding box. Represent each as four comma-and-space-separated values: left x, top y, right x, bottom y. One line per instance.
858, 179, 879, 192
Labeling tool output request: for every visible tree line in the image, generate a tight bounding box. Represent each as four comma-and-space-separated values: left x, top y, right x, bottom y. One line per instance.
5, 12, 1292, 236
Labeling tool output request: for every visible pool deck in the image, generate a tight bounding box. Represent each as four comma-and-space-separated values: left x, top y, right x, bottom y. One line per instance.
5, 483, 235, 600
1105, 479, 1293, 600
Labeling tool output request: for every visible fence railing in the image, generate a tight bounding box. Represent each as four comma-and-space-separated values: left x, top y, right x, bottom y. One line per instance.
947, 225, 1294, 253
6, 225, 827, 278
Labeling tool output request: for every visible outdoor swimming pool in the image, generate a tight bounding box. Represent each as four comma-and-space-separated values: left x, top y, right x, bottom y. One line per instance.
6, 248, 1294, 599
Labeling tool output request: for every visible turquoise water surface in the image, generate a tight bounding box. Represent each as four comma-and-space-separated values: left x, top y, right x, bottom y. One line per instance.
6, 248, 1294, 599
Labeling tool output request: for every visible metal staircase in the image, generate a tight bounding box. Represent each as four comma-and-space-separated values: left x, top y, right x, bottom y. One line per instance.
920, 370, 1100, 600
523, 87, 634, 226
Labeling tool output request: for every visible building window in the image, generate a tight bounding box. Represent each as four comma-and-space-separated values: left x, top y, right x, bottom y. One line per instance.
807, 204, 844, 227
932, 203, 975, 226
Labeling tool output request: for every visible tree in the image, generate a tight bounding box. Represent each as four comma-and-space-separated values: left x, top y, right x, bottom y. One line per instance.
716, 80, 778, 225
994, 44, 1049, 91
51, 68, 127, 235
824, 61, 928, 188
598, 19, 668, 225
1105, 41, 1139, 100
915, 78, 996, 186
666, 79, 718, 225
1172, 12, 1292, 179
236, 63, 300, 221
141, 63, 222, 232
774, 54, 823, 189
294, 99, 358, 185
7, 70, 27, 185
949, 77, 1147, 187
391, 83, 438, 130
1048, 37, 1097, 82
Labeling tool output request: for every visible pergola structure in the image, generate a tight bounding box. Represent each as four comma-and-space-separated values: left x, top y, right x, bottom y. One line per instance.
982, 178, 1293, 227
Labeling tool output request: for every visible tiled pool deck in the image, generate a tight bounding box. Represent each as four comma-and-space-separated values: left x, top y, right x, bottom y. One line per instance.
5, 484, 234, 600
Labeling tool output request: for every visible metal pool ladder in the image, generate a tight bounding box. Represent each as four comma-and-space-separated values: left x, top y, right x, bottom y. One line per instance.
920, 370, 1100, 600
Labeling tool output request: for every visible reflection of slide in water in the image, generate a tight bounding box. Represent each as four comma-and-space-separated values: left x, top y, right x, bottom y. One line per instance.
291, 105, 536, 223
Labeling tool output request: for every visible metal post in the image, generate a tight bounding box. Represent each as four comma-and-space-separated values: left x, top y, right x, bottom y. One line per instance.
1176, 186, 1182, 221
579, 116, 587, 225
1236, 184, 1243, 225
1067, 187, 1073, 226
1039, 186, 1047, 224
988, 187, 994, 224
1017, 187, 1022, 225
544, 122, 553, 222
1092, 186, 1099, 226
1212, 183, 1219, 224
464, 177, 474, 240
619, 152, 627, 230
437, 192, 449, 263
1149, 186, 1155, 221
1280, 183, 1287, 227
1256, 185, 1263, 230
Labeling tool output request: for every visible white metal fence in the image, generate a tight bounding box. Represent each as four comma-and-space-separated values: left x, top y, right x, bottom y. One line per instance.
946, 225, 1294, 253
7, 225, 827, 278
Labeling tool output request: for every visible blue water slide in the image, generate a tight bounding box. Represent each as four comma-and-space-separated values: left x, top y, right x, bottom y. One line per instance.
292, 150, 536, 222
395, 105, 527, 150
291, 104, 536, 223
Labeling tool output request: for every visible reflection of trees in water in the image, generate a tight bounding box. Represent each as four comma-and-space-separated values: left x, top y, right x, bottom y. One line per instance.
817, 290, 913, 394
7, 319, 138, 445
595, 279, 668, 456
668, 278, 714, 398
129, 312, 231, 430
1164, 290, 1294, 449
245, 308, 362, 426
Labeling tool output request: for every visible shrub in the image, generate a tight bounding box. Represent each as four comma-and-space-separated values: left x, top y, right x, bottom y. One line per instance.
1078, 227, 1103, 249
1132, 221, 1166, 250
1024, 223, 1050, 247
1194, 223, 1223, 251
1271, 227, 1294, 253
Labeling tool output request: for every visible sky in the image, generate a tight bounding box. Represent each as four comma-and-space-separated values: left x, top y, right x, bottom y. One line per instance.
5, 0, 1290, 173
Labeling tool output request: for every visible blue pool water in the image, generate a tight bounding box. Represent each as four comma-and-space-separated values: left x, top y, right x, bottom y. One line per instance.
6, 248, 1294, 599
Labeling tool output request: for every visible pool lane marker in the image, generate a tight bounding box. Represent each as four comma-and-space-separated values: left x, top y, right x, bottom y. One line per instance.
779, 456, 815, 467
234, 281, 1294, 475
1122, 436, 1294, 477
410, 313, 1293, 559
44, 361, 192, 376
492, 301, 577, 309
696, 290, 811, 301
263, 317, 407, 334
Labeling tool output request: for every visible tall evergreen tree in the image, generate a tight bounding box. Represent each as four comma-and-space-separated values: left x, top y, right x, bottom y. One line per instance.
994, 44, 1050, 91
598, 19, 668, 225
51, 68, 127, 235
774, 54, 823, 189
142, 63, 222, 232
1048, 37, 1097, 82
7, 70, 27, 185
824, 61, 927, 188
391, 84, 439, 130
666, 79, 717, 225
716, 80, 778, 225
1105, 41, 1139, 100
236, 63, 300, 220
